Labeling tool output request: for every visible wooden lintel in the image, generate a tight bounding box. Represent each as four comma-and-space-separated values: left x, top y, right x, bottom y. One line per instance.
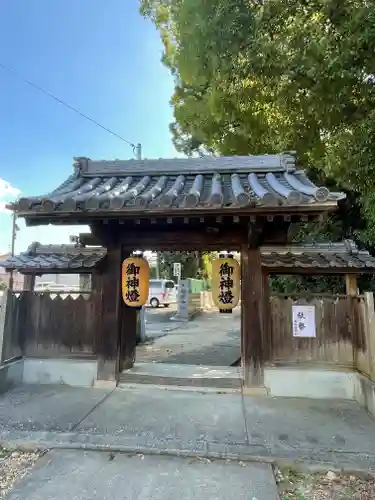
118, 227, 247, 250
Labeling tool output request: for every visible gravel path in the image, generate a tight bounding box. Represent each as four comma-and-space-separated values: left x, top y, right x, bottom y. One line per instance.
0, 448, 40, 498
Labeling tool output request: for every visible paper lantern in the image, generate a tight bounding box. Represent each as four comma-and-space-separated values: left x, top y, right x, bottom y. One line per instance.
122, 256, 150, 307
212, 255, 240, 313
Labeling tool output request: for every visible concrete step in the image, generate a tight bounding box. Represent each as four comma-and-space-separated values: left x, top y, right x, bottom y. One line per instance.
118, 362, 242, 392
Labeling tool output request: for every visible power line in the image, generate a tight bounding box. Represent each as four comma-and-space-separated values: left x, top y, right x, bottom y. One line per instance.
0, 61, 138, 151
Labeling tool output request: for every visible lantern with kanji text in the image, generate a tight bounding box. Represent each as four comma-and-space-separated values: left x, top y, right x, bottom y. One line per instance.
212, 254, 240, 313
122, 256, 150, 307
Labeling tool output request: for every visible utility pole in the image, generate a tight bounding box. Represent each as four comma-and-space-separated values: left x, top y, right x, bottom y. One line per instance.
8, 211, 17, 291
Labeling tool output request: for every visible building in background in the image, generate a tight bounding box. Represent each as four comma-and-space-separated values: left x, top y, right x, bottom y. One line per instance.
0, 253, 24, 289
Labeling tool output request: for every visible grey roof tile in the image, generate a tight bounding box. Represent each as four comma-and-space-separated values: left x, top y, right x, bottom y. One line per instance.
0, 243, 106, 272
1, 240, 374, 273
11, 154, 345, 214
261, 240, 375, 270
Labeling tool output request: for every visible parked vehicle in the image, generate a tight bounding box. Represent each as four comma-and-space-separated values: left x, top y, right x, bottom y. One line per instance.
148, 279, 177, 308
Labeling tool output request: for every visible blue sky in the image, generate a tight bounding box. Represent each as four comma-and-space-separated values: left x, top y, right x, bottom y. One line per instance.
0, 0, 178, 254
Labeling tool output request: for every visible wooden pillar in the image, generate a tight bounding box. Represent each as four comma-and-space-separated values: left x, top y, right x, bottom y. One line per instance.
79, 274, 91, 292
118, 251, 138, 372
262, 270, 272, 359
345, 274, 358, 297
23, 274, 35, 291
95, 244, 122, 385
240, 244, 267, 387
364, 292, 375, 382
345, 273, 359, 363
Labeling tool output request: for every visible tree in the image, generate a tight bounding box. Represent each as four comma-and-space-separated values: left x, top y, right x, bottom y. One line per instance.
157, 251, 214, 282
140, 0, 375, 244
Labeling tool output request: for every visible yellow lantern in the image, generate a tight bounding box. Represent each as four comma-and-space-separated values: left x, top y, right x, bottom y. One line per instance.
212, 254, 240, 313
122, 256, 150, 307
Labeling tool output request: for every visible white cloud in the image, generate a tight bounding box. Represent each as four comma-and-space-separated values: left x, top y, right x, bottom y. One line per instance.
0, 178, 21, 213
0, 177, 91, 254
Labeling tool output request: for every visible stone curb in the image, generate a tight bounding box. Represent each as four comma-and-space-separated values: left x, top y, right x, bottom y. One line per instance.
2, 433, 375, 473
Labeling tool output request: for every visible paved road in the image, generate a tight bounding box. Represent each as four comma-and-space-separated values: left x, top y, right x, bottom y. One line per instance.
2, 385, 375, 470
145, 304, 177, 323
144, 304, 181, 341
6, 450, 279, 499
139, 309, 241, 366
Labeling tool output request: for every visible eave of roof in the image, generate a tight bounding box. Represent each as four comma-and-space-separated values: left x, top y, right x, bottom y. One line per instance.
9, 154, 345, 220
1, 240, 374, 275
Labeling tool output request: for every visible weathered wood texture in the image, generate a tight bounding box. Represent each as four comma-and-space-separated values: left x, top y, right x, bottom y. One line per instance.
1, 291, 98, 362
356, 292, 375, 381
269, 295, 366, 368
241, 245, 267, 387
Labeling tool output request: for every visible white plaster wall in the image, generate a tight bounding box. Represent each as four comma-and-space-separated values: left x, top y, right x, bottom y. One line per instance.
355, 373, 375, 419
0, 359, 24, 393
22, 359, 98, 387
264, 367, 358, 400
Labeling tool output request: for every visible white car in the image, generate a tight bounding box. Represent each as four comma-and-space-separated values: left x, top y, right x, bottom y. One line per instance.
148, 279, 177, 308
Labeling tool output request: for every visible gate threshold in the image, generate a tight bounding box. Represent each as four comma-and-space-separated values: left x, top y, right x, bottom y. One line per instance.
119, 362, 242, 393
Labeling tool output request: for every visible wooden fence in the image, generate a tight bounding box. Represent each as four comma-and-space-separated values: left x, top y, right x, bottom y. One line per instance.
269, 294, 375, 381
1, 290, 375, 382
1, 291, 100, 362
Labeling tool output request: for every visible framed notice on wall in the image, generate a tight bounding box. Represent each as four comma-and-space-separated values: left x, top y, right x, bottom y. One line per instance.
292, 305, 316, 338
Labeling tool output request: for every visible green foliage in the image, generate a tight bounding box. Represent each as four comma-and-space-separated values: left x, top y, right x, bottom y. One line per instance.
0, 280, 7, 291
156, 251, 214, 281
140, 0, 375, 245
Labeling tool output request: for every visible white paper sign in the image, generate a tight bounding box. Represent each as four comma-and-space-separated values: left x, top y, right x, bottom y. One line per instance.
173, 262, 181, 278
292, 305, 316, 338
